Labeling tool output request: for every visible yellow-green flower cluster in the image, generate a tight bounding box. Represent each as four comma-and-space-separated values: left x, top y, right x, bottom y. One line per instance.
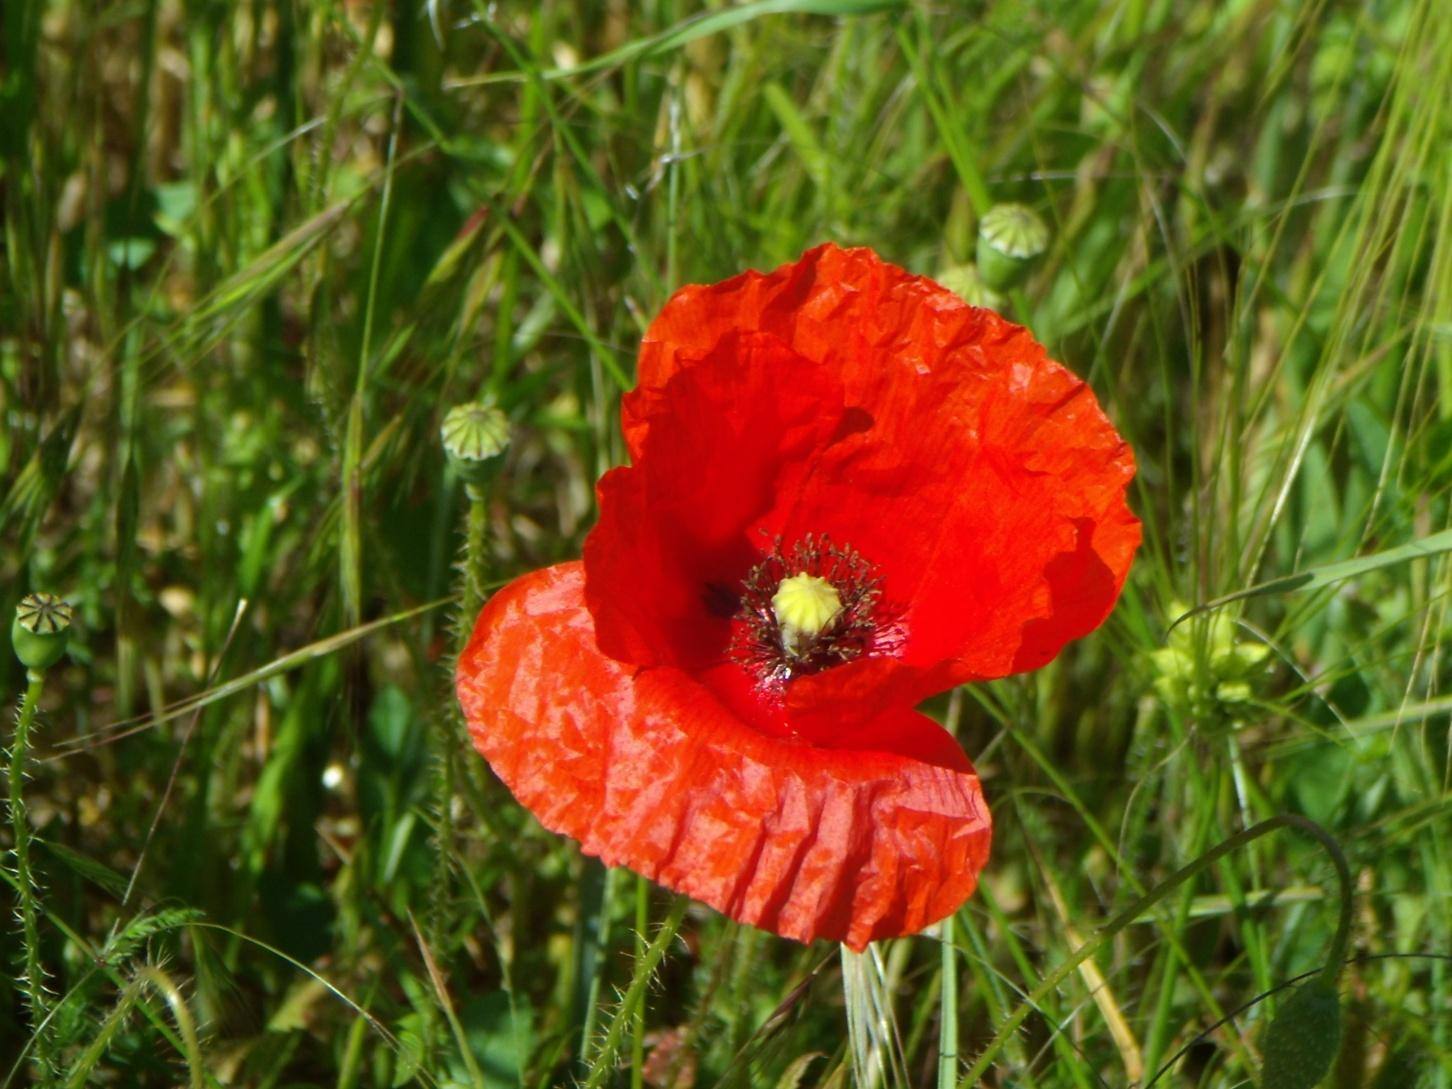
1152, 604, 1270, 722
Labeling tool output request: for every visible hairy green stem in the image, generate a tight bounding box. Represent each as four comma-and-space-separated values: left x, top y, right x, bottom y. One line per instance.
631, 875, 648, 1089
10, 669, 51, 1074
582, 896, 687, 1089
429, 481, 491, 950
958, 814, 1354, 1088
133, 964, 204, 1089
463, 482, 489, 617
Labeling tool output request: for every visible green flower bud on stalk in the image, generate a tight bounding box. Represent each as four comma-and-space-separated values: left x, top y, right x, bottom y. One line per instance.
435, 401, 512, 948
9, 593, 71, 1072
441, 401, 511, 486
936, 263, 1004, 311
976, 203, 1050, 292
12, 593, 73, 672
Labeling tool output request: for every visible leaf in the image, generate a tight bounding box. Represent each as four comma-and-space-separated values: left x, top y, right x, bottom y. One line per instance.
776, 1052, 826, 1089
457, 991, 534, 1084
40, 840, 129, 898
1262, 982, 1343, 1089
106, 237, 156, 269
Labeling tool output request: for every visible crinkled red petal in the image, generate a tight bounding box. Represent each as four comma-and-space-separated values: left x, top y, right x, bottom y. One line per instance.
774, 345, 1139, 680
623, 243, 1139, 681
628, 242, 1005, 455
457, 563, 992, 950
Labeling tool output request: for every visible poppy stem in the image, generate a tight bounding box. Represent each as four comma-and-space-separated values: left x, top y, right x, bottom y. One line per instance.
429, 478, 492, 951
956, 814, 1354, 1088
462, 482, 490, 617
9, 669, 52, 1076
581, 896, 687, 1089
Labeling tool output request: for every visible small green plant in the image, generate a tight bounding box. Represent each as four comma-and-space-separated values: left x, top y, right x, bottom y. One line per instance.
1153, 603, 1272, 723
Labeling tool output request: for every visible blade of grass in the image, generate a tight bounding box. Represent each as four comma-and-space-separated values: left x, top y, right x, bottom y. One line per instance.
1174, 526, 1452, 626
46, 599, 449, 757
448, 0, 903, 85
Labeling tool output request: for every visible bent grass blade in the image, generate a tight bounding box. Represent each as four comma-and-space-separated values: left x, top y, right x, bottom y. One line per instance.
1172, 527, 1452, 629
46, 599, 451, 760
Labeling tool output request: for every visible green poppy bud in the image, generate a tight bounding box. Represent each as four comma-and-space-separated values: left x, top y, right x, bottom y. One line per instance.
935, 263, 1004, 311
12, 593, 73, 672
441, 401, 511, 485
976, 203, 1050, 292
1261, 981, 1342, 1089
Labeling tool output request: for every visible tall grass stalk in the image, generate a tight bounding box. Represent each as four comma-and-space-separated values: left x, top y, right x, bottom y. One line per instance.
936, 917, 957, 1089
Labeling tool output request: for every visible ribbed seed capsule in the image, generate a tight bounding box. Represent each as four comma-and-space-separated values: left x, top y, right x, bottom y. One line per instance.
977, 203, 1050, 291
12, 593, 73, 671
441, 401, 511, 484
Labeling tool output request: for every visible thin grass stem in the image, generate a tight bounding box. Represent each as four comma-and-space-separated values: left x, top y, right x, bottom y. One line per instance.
937, 915, 958, 1089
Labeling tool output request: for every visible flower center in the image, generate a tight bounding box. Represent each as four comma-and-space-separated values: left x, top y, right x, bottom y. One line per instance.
772, 573, 842, 655
730, 534, 891, 684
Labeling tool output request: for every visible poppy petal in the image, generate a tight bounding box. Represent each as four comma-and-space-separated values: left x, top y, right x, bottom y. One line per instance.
777, 351, 1138, 680
628, 242, 996, 455
629, 243, 1138, 681
585, 331, 847, 671
458, 562, 992, 950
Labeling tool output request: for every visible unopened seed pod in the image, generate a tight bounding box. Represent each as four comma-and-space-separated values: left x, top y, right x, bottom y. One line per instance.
936, 263, 1005, 311
441, 401, 511, 485
976, 203, 1050, 292
12, 593, 73, 671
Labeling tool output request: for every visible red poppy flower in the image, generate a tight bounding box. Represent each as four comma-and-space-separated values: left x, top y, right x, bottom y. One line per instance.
457, 244, 1139, 950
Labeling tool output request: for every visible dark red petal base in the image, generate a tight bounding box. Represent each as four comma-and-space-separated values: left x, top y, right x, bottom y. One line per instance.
457, 563, 992, 950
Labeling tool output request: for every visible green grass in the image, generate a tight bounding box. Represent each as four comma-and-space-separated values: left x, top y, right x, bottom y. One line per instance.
3, 0, 1450, 1085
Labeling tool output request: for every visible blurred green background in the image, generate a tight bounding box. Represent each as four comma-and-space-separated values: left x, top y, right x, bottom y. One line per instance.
2, 0, 1449, 1085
